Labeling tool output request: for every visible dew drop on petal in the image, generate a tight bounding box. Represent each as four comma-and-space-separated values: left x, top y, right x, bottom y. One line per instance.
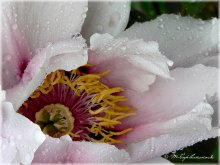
121, 46, 126, 51
108, 13, 121, 27
176, 26, 181, 30
97, 24, 104, 32
159, 18, 163, 22
158, 24, 164, 29
199, 26, 204, 31
12, 24, 18, 30
188, 36, 193, 40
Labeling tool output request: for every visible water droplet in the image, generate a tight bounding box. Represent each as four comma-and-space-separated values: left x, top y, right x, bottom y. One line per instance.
109, 13, 121, 27
46, 21, 50, 25
159, 18, 163, 22
175, 15, 180, 20
5, 55, 12, 61
167, 60, 174, 66
121, 46, 126, 51
12, 24, 18, 30
158, 24, 164, 29
171, 36, 176, 40
107, 47, 112, 51
199, 26, 204, 31
60, 9, 64, 13
97, 24, 104, 32
163, 32, 167, 35
185, 27, 190, 31
82, 13, 86, 19
55, 18, 58, 22
176, 26, 181, 30
205, 52, 209, 56
188, 36, 193, 40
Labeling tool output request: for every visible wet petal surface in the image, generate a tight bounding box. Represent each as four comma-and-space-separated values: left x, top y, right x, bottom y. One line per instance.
119, 14, 219, 68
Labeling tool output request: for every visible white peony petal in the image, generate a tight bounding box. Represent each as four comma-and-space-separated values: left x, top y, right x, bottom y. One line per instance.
33, 135, 130, 163
126, 102, 218, 163
0, 137, 17, 163
82, 1, 130, 41
119, 14, 219, 68
6, 37, 88, 111
2, 10, 32, 89
89, 33, 172, 92
119, 64, 218, 129
2, 1, 88, 55
1, 101, 46, 164
141, 157, 174, 164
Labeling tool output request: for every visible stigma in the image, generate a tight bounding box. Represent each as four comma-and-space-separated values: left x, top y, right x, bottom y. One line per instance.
18, 65, 135, 144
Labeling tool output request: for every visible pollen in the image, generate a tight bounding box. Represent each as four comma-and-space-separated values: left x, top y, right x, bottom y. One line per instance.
18, 65, 135, 144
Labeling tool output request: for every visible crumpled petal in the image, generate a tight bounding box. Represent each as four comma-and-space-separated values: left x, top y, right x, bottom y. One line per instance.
1, 100, 45, 164
89, 33, 172, 92
2, 1, 88, 89
82, 1, 130, 40
126, 102, 218, 163
6, 37, 88, 110
118, 64, 218, 129
118, 14, 219, 68
32, 135, 130, 163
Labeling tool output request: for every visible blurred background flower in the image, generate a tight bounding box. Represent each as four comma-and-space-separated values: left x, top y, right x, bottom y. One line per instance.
129, 1, 218, 164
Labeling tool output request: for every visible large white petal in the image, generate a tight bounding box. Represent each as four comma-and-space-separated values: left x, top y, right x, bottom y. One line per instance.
1, 101, 45, 164
142, 157, 174, 164
82, 1, 130, 41
118, 64, 218, 129
89, 33, 172, 92
119, 14, 219, 68
2, 1, 88, 55
6, 37, 88, 111
33, 135, 130, 163
126, 102, 218, 163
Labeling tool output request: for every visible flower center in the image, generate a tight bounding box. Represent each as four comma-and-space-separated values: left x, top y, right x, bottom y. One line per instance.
18, 65, 135, 144
35, 103, 74, 138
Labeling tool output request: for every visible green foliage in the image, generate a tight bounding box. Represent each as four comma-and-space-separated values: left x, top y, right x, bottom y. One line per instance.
129, 1, 218, 25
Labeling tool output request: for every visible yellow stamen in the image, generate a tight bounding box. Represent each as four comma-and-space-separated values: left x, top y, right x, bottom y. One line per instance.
22, 65, 135, 144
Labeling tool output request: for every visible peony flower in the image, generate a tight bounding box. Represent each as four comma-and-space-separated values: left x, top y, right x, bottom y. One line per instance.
1, 1, 219, 164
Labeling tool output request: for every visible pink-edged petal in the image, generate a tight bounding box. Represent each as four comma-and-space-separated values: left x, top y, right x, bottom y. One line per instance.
1, 101, 45, 164
89, 33, 172, 92
119, 14, 219, 68
2, 1, 88, 89
126, 102, 218, 162
118, 64, 218, 129
82, 1, 130, 40
32, 135, 130, 163
2, 11, 32, 89
2, 1, 88, 55
6, 37, 88, 110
